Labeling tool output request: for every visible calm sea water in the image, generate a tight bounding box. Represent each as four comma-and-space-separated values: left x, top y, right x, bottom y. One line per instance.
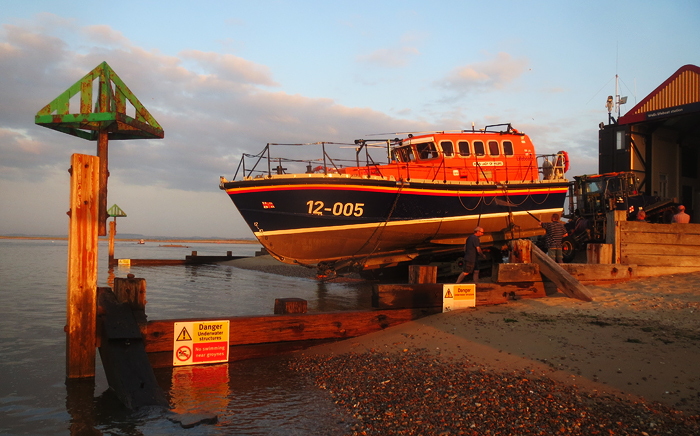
0, 238, 372, 435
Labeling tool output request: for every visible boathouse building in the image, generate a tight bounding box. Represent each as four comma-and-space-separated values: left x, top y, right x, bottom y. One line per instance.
599, 64, 700, 222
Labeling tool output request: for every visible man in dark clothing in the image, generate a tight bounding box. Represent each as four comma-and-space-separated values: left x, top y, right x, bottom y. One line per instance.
541, 213, 567, 263
456, 226, 485, 283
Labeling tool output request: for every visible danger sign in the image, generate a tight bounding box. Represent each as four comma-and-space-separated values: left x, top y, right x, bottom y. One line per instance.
442, 284, 476, 312
173, 320, 230, 366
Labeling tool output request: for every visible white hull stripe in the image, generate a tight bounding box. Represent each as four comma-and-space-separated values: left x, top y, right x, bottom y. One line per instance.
253, 208, 562, 237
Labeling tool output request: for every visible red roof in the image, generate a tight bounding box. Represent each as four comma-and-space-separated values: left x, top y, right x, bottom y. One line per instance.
619, 64, 700, 125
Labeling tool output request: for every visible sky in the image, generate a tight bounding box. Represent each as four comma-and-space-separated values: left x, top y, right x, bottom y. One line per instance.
1, 1, 698, 238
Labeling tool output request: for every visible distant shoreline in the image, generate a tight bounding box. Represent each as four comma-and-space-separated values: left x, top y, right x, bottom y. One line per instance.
0, 235, 260, 245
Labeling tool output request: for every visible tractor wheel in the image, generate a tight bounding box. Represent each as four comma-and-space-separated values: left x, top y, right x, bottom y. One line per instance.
562, 236, 577, 263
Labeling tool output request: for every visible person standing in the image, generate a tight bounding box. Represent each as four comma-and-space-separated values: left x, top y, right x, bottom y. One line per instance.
541, 213, 568, 263
456, 227, 485, 283
672, 205, 691, 223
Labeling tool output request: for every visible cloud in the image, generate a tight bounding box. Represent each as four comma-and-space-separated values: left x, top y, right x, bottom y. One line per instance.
179, 50, 280, 87
437, 52, 529, 95
356, 32, 423, 68
357, 46, 420, 68
0, 18, 425, 200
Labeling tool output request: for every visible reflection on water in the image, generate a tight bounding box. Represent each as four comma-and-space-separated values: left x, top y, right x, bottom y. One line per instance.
0, 239, 367, 435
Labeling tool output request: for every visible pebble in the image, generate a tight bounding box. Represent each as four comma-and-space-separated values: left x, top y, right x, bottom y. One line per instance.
290, 350, 699, 435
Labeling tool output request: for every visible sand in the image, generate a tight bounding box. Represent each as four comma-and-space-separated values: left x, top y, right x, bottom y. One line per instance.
226, 254, 700, 422
300, 272, 700, 417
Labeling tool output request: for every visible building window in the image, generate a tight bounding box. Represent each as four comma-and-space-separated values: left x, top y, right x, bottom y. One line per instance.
681, 147, 698, 178
616, 130, 624, 150
659, 174, 668, 198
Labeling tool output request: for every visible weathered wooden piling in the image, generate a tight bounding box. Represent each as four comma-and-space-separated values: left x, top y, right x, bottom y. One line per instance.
274, 298, 308, 314
408, 265, 437, 284
66, 154, 99, 379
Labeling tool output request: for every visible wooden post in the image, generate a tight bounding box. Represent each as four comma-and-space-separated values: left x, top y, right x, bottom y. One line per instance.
113, 276, 147, 310
96, 130, 108, 237
66, 153, 99, 378
408, 265, 437, 284
113, 276, 148, 336
606, 210, 626, 264
274, 298, 307, 314
108, 219, 116, 264
508, 239, 532, 263
586, 243, 613, 264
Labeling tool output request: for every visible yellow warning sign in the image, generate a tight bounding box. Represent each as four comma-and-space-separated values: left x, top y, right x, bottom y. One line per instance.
453, 285, 476, 300
442, 284, 476, 312
176, 327, 192, 341
173, 321, 230, 366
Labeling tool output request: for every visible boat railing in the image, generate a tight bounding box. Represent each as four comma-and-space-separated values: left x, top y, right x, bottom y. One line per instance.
229, 142, 569, 183
231, 141, 391, 180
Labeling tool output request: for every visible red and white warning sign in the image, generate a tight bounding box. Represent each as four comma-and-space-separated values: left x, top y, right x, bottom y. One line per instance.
173, 320, 230, 366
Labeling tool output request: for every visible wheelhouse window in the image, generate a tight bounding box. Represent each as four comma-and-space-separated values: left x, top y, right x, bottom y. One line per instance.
502, 141, 514, 156
457, 141, 470, 157
473, 141, 485, 157
440, 141, 454, 157
488, 141, 500, 156
394, 145, 414, 162
416, 142, 439, 160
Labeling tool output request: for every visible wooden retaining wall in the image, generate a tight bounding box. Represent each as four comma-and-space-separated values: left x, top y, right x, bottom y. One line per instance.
618, 221, 700, 275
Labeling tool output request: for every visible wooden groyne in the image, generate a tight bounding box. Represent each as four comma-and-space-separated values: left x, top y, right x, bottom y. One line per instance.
111, 251, 247, 266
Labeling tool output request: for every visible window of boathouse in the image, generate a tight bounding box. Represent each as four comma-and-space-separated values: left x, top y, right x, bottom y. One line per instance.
473, 141, 485, 157
503, 140, 514, 157
488, 140, 500, 157
458, 141, 470, 157
440, 141, 454, 157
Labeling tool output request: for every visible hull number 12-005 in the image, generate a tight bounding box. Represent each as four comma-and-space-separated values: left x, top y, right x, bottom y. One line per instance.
307, 201, 364, 217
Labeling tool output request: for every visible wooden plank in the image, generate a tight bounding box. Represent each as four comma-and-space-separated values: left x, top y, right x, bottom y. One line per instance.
373, 281, 547, 310
493, 263, 540, 283
620, 232, 700, 245
144, 308, 439, 354
475, 282, 546, 302
619, 221, 700, 235
620, 243, 700, 257
622, 254, 700, 267
373, 284, 443, 309
408, 265, 437, 284
531, 244, 593, 302
636, 266, 700, 277
66, 154, 99, 379
559, 264, 637, 281
586, 244, 612, 264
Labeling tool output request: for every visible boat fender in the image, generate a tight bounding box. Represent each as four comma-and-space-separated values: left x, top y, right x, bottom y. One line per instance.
557, 150, 569, 173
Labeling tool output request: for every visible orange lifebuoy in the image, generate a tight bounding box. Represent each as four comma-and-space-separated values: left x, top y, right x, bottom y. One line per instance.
557, 150, 569, 173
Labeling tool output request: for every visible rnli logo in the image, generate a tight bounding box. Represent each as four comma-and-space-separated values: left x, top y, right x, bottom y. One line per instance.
262, 202, 275, 209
